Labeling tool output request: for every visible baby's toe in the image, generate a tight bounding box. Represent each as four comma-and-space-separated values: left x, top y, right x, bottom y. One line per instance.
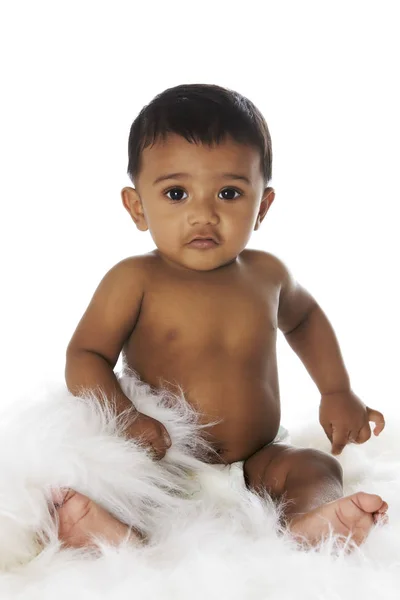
353, 492, 386, 515
50, 487, 70, 508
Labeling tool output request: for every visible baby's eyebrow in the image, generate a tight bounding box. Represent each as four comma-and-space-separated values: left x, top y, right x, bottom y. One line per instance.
153, 172, 252, 186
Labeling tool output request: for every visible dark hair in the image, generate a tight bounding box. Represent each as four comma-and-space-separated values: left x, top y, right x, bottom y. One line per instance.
127, 83, 272, 187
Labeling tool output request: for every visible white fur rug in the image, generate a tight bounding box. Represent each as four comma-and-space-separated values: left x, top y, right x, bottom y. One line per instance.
0, 372, 398, 600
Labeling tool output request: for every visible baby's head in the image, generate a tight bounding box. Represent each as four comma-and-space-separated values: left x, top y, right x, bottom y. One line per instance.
121, 83, 275, 272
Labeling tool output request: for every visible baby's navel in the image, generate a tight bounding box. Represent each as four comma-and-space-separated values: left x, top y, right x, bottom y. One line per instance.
165, 328, 179, 342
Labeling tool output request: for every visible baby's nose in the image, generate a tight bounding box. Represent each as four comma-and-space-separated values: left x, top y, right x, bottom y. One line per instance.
188, 198, 218, 225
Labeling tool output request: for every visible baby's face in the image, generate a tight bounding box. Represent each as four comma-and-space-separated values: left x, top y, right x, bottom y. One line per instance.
122, 133, 274, 272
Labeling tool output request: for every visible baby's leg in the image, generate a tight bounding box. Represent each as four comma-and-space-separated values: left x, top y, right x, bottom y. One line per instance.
243, 444, 388, 546
51, 489, 145, 549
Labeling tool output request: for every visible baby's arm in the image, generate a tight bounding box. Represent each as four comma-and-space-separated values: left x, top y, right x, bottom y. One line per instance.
65, 257, 171, 459
276, 260, 351, 395
66, 258, 144, 413
272, 255, 384, 453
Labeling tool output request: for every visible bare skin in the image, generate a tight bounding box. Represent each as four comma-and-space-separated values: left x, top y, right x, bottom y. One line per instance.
52, 489, 144, 549
63, 134, 387, 549
53, 487, 387, 550
123, 250, 282, 463
62, 250, 388, 550
289, 492, 388, 546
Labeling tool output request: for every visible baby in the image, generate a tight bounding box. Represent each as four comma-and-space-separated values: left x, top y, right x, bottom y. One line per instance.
57, 83, 388, 550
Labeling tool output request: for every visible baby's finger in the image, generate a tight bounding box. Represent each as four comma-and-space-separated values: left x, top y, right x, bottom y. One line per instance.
331, 427, 351, 455
147, 444, 162, 461
150, 440, 168, 461
321, 421, 333, 444
347, 429, 357, 443
161, 425, 172, 448
367, 408, 385, 435
354, 424, 371, 444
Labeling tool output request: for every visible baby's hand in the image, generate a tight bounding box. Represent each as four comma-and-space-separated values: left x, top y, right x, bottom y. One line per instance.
319, 391, 385, 455
125, 412, 171, 460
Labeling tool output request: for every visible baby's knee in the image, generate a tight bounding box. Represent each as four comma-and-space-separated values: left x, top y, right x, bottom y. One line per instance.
295, 448, 343, 484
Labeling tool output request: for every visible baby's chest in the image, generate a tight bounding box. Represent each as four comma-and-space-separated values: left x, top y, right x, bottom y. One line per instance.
134, 279, 279, 351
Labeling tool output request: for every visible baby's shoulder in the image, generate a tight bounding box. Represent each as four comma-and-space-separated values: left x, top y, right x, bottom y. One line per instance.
101, 253, 153, 288
242, 249, 289, 283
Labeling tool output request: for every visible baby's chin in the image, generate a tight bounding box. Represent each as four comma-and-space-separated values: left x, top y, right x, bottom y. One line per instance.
155, 249, 238, 272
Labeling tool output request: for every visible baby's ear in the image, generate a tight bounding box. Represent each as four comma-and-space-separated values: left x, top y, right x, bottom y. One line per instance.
254, 214, 262, 231
121, 187, 148, 231
255, 188, 275, 230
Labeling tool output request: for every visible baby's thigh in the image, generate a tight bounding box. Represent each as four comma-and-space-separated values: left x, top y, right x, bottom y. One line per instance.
243, 443, 340, 497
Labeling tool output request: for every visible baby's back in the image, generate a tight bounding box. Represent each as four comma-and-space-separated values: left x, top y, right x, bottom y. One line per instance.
123, 249, 283, 463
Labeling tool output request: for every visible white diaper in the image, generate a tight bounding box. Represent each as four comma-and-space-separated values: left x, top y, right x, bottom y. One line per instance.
118, 369, 291, 501
214, 424, 290, 473
186, 425, 291, 499
273, 424, 290, 444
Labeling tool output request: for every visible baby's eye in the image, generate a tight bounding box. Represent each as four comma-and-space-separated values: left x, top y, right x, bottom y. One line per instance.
220, 188, 241, 201
165, 188, 188, 202
165, 187, 242, 202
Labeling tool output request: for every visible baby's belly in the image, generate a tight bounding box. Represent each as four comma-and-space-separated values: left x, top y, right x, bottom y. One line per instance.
126, 354, 281, 464
185, 379, 280, 463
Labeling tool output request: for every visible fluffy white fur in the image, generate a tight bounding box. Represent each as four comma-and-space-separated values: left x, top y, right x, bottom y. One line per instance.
0, 371, 398, 599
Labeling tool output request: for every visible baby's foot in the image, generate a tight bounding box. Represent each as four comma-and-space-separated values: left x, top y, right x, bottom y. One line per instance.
288, 491, 388, 547
51, 488, 144, 549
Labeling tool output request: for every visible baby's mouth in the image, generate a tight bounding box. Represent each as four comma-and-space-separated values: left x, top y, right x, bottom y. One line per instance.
188, 239, 218, 249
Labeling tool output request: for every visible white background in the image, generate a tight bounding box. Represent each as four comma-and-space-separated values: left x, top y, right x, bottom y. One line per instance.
1, 1, 398, 428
